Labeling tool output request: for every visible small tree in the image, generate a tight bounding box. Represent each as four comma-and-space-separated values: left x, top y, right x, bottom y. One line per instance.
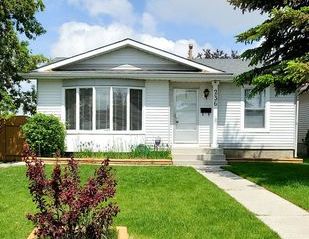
22, 113, 66, 156
23, 144, 119, 239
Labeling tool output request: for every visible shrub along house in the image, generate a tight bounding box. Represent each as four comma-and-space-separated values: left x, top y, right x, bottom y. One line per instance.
22, 39, 302, 164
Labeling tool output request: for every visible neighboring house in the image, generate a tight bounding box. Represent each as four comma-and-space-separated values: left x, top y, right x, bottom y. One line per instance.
298, 92, 309, 156
23, 39, 301, 162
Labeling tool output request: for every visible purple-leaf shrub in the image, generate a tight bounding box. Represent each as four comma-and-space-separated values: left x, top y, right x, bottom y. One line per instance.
23, 144, 119, 239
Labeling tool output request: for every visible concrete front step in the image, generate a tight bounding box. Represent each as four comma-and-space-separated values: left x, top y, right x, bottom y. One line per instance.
173, 160, 205, 166
172, 148, 224, 155
172, 147, 227, 166
173, 159, 227, 166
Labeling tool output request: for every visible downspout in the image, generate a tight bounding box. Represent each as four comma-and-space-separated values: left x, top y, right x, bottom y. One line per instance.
294, 94, 299, 158
168, 82, 171, 147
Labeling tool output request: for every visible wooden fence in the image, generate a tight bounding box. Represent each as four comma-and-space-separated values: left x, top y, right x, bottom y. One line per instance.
0, 116, 28, 161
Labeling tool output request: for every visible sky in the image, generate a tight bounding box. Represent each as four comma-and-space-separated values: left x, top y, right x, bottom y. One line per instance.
28, 0, 265, 59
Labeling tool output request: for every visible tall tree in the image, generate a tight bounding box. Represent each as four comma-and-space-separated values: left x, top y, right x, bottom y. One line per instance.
228, 0, 309, 95
0, 0, 47, 116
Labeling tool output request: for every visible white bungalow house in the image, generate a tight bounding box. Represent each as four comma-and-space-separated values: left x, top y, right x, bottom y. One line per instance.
23, 38, 303, 164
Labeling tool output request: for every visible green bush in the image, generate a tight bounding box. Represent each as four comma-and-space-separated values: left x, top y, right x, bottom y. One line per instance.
22, 113, 66, 156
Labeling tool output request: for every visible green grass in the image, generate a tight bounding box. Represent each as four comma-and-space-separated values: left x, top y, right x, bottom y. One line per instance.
0, 166, 279, 239
303, 157, 309, 164
224, 162, 309, 211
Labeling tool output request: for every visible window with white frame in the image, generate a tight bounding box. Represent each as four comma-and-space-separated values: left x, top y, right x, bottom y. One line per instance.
96, 88, 110, 130
64, 87, 143, 131
65, 89, 76, 130
244, 88, 266, 128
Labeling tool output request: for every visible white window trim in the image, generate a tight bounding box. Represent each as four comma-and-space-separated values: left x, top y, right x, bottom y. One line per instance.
63, 85, 145, 134
240, 86, 270, 132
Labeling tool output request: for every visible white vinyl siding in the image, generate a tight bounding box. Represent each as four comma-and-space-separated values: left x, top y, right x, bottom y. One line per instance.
298, 92, 309, 143
218, 83, 295, 149
37, 79, 63, 119
145, 80, 170, 146
198, 83, 212, 146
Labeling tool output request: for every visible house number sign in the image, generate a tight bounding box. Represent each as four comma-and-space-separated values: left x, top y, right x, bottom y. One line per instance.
213, 89, 218, 106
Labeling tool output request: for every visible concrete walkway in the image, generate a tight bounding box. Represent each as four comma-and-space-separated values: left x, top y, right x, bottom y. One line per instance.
0, 162, 25, 168
195, 166, 309, 239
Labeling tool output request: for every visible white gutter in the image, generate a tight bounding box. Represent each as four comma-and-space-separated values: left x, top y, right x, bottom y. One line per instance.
20, 71, 234, 81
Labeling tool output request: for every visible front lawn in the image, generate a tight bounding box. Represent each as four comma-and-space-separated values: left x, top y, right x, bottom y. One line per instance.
0, 166, 278, 239
224, 162, 309, 211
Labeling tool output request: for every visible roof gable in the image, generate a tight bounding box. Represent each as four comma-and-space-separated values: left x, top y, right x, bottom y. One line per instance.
36, 39, 223, 73
56, 46, 199, 72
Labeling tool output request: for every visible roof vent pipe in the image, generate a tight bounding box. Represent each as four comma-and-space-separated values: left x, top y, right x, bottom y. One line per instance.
188, 44, 193, 60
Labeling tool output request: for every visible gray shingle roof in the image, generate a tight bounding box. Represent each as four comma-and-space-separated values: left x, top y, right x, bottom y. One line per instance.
194, 59, 252, 75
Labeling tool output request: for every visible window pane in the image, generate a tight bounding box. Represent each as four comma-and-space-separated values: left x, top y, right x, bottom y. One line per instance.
245, 89, 264, 109
113, 88, 127, 130
245, 110, 265, 128
130, 89, 142, 130
80, 88, 93, 130
96, 88, 110, 130
65, 89, 76, 130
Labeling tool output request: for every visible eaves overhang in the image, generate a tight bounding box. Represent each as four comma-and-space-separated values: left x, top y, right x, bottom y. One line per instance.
20, 71, 234, 82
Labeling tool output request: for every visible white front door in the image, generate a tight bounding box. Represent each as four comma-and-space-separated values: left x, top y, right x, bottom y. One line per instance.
174, 89, 198, 143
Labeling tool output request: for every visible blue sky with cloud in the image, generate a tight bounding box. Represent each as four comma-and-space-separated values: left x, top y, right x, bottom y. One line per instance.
29, 0, 265, 58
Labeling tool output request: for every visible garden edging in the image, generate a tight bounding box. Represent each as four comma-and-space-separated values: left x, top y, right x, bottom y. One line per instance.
27, 226, 129, 239
38, 157, 173, 166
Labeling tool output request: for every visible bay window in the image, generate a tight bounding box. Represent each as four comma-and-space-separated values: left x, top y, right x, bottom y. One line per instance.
64, 87, 143, 131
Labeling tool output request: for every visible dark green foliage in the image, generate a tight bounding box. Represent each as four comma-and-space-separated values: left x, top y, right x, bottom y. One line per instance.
197, 48, 240, 59
0, 0, 47, 115
228, 0, 309, 95
22, 113, 66, 156
228, 0, 308, 13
